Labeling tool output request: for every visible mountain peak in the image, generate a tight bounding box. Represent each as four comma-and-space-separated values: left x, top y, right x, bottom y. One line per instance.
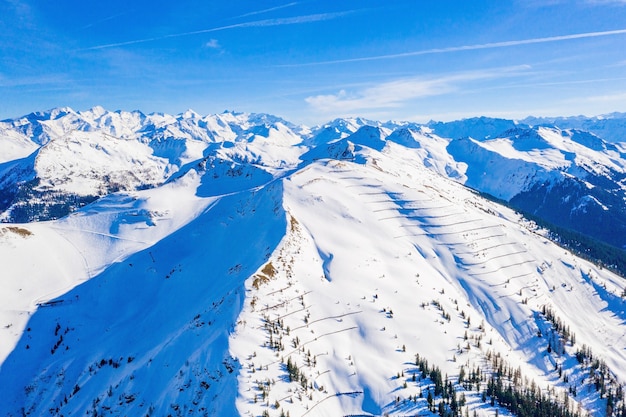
345, 125, 388, 151
82, 105, 107, 118
180, 109, 201, 119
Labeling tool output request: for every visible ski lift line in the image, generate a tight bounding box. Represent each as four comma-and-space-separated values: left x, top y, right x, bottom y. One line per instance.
435, 233, 507, 246
468, 233, 507, 243
272, 305, 310, 322
393, 233, 429, 239
457, 258, 491, 268
428, 224, 503, 236
397, 213, 470, 223
375, 204, 440, 212
364, 199, 429, 204
372, 207, 401, 213
486, 249, 529, 261
290, 310, 363, 331
498, 287, 536, 299
497, 292, 521, 299
390, 198, 434, 204
405, 212, 466, 219
276, 393, 294, 403
397, 222, 429, 229
508, 272, 535, 280
460, 250, 529, 266
378, 215, 406, 221
420, 218, 484, 228
301, 391, 364, 417
265, 285, 294, 296
468, 249, 528, 261
456, 243, 525, 257
313, 369, 331, 381
401, 204, 454, 211
487, 280, 509, 288
262, 326, 359, 368
255, 305, 311, 329
470, 259, 536, 276
259, 291, 313, 312
454, 248, 496, 256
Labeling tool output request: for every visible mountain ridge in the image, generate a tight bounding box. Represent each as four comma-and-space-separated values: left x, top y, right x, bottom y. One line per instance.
3, 106, 624, 249
0, 106, 625, 416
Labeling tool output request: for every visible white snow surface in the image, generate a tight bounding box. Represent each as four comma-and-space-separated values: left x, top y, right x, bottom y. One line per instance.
33, 130, 173, 195
0, 128, 39, 163
0, 107, 625, 416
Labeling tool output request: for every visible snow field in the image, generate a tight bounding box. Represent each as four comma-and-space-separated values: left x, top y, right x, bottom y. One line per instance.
232, 143, 626, 416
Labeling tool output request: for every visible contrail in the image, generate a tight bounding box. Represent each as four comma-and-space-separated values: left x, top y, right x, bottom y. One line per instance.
233, 2, 299, 19
80, 11, 129, 30
280, 28, 626, 66
80, 11, 351, 51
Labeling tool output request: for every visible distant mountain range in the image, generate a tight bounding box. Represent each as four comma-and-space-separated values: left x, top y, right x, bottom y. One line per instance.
0, 107, 625, 417
2, 107, 625, 250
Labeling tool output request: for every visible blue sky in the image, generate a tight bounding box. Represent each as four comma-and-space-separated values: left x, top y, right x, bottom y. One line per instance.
2, 0, 626, 124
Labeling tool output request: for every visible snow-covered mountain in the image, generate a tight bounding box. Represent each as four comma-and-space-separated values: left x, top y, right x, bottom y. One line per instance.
0, 107, 625, 417
522, 113, 626, 144
0, 108, 308, 222
445, 125, 626, 249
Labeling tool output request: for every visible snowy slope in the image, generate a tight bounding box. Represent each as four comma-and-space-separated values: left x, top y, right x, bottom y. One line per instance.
0, 164, 286, 416
444, 126, 626, 248
0, 127, 39, 163
0, 108, 625, 417
231, 138, 626, 417
308, 120, 626, 248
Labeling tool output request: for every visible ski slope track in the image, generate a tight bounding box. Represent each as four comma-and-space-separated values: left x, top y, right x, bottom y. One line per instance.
0, 107, 625, 416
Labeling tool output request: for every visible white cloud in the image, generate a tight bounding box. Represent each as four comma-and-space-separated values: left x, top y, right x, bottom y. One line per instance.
305, 67, 530, 114
205, 39, 220, 49
305, 80, 451, 113
582, 91, 626, 103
